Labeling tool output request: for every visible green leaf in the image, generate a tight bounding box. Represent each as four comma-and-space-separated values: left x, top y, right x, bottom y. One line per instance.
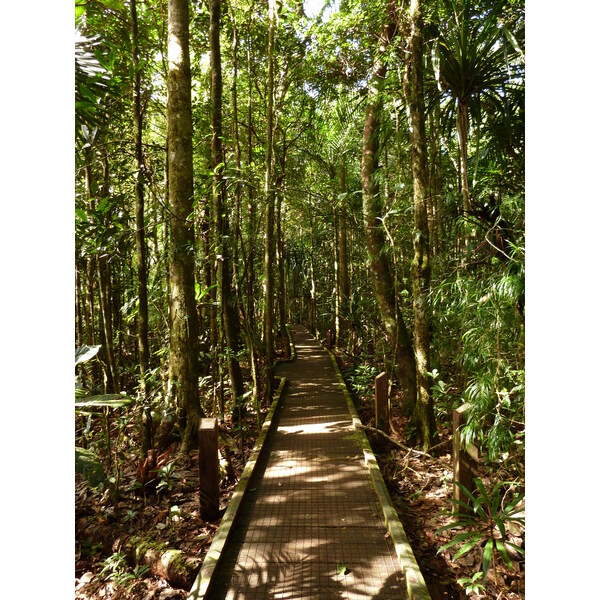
75, 345, 101, 366
493, 515, 506, 540
481, 537, 494, 580
474, 478, 490, 506
505, 541, 525, 556
453, 534, 483, 560
195, 283, 217, 303
75, 208, 88, 222
75, 394, 133, 409
495, 539, 513, 569
438, 531, 480, 553
502, 26, 524, 57
455, 481, 478, 506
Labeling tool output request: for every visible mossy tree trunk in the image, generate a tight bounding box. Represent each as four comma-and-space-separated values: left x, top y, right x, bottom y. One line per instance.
361, 9, 416, 413
210, 0, 245, 413
404, 0, 436, 450
263, 0, 277, 401
167, 0, 202, 450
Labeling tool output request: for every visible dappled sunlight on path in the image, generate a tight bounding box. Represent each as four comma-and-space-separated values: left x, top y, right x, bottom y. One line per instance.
208, 326, 407, 599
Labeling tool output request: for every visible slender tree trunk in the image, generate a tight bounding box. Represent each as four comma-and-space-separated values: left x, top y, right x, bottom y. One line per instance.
95, 156, 119, 392
167, 0, 202, 450
276, 184, 290, 358
131, 0, 153, 453
231, 2, 242, 290
97, 255, 118, 392
76, 262, 84, 348
428, 98, 442, 254
263, 0, 277, 401
111, 261, 124, 386
210, 0, 245, 412
333, 198, 340, 347
337, 158, 350, 348
245, 11, 256, 345
404, 0, 436, 450
308, 200, 316, 336
457, 100, 471, 213
83, 157, 102, 384
84, 256, 96, 347
361, 13, 416, 413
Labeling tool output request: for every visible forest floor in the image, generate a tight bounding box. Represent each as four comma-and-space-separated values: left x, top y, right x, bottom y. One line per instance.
75, 414, 263, 600
75, 342, 524, 600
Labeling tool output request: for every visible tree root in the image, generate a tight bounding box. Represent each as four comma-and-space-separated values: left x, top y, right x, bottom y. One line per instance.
357, 423, 446, 467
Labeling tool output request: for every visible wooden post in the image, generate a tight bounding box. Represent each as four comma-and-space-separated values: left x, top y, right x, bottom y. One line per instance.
452, 403, 478, 514
375, 372, 389, 434
198, 418, 219, 522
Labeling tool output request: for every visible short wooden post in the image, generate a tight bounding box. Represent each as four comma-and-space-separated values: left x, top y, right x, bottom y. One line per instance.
198, 418, 219, 522
375, 372, 389, 434
326, 329, 332, 349
452, 403, 478, 515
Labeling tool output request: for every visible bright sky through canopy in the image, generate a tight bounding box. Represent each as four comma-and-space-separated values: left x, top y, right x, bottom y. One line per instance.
304, 0, 326, 19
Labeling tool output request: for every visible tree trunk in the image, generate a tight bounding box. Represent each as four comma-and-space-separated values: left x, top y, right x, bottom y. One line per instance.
96, 157, 120, 393
246, 5, 257, 348
263, 0, 277, 401
97, 255, 118, 392
167, 0, 202, 450
428, 97, 443, 254
131, 0, 153, 454
210, 0, 245, 412
337, 157, 350, 349
231, 3, 242, 291
361, 14, 416, 413
276, 184, 290, 359
75, 262, 84, 348
404, 0, 436, 450
457, 100, 471, 213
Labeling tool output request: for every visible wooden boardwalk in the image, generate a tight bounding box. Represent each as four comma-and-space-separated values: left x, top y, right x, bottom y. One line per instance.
202, 326, 412, 599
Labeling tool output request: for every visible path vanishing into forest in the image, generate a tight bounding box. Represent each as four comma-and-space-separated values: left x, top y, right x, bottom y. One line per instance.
192, 326, 429, 599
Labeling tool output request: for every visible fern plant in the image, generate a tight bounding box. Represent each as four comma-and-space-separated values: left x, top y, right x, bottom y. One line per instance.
436, 478, 524, 581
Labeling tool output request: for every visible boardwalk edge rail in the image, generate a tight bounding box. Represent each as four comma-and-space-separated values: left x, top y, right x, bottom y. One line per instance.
325, 346, 433, 600
187, 376, 288, 599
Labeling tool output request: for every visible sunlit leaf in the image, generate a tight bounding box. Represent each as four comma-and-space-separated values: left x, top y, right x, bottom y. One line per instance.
75, 394, 133, 409
75, 345, 101, 366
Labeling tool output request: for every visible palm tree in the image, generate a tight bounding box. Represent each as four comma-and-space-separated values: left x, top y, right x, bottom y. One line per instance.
433, 0, 511, 213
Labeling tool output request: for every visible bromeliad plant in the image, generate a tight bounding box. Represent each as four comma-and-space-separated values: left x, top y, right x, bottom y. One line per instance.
436, 478, 524, 581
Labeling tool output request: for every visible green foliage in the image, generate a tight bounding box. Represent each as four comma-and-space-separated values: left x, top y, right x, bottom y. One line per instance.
435, 0, 510, 106
436, 478, 524, 581
156, 461, 179, 496
99, 551, 150, 588
457, 571, 486, 596
75, 447, 108, 488
75, 394, 134, 411
431, 239, 524, 461
345, 364, 379, 403
75, 31, 110, 138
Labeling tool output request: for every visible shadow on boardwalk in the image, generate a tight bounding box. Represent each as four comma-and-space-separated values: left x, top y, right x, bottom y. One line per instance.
207, 327, 407, 599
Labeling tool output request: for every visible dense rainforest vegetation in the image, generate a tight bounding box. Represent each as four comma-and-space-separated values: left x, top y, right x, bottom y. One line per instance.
71, 0, 530, 597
